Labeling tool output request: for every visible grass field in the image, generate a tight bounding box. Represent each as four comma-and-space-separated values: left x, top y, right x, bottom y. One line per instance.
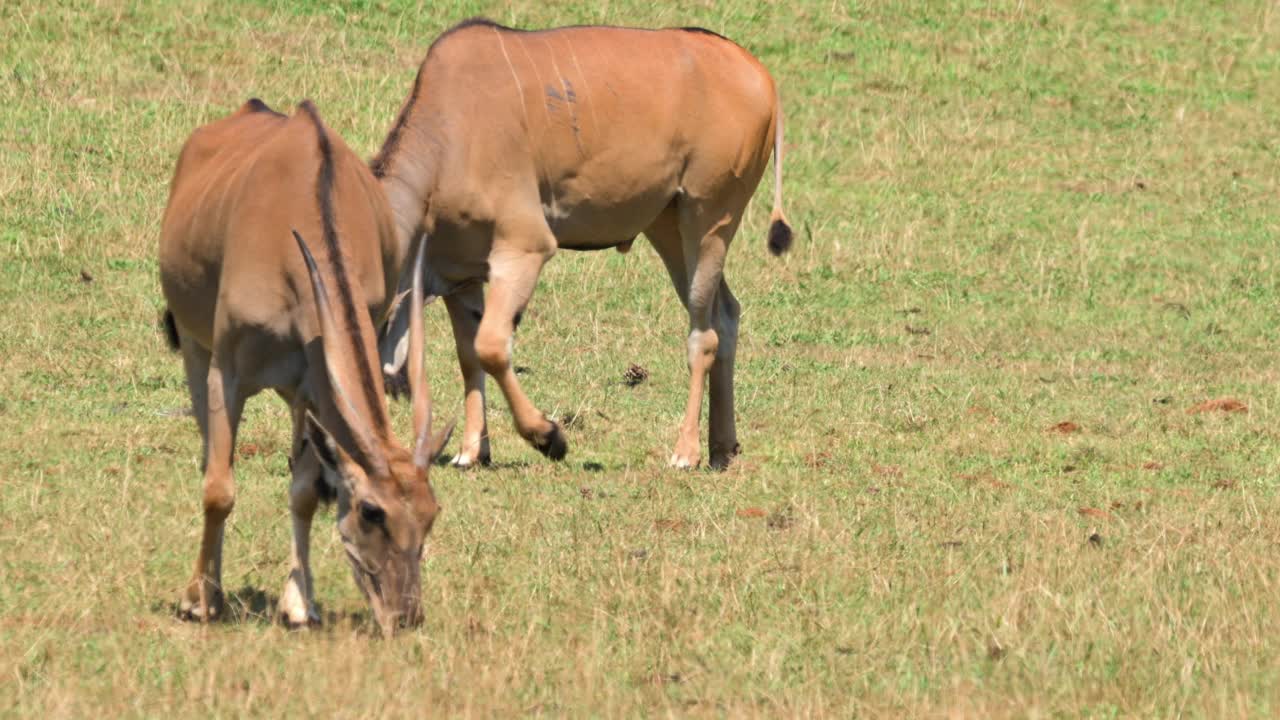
3, 0, 1280, 715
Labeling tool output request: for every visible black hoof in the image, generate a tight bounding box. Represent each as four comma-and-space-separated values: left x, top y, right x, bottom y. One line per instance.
535, 422, 568, 461
383, 364, 409, 400
709, 442, 742, 471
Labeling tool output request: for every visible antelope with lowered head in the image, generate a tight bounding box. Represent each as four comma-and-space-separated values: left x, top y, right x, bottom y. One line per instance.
375, 19, 791, 470
159, 99, 448, 633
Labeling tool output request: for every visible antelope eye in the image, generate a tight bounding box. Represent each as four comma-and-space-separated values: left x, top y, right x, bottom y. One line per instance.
359, 499, 386, 525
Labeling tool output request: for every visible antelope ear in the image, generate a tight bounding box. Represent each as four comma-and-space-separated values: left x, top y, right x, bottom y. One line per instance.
427, 419, 455, 463
379, 289, 412, 337
304, 411, 341, 473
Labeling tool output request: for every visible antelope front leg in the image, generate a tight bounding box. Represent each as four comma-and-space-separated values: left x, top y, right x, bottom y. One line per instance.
279, 410, 322, 627
180, 362, 242, 621
474, 247, 566, 460
445, 283, 491, 467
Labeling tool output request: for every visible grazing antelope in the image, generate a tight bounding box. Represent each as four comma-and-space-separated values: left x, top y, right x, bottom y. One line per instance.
158, 99, 448, 633
375, 19, 791, 470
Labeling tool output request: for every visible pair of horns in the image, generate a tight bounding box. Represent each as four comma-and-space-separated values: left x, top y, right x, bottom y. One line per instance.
292, 230, 435, 475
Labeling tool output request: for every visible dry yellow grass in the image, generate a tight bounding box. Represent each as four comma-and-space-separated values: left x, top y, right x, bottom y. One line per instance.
2, 0, 1280, 716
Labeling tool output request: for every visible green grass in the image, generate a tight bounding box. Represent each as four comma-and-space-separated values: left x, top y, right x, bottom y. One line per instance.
3, 0, 1280, 715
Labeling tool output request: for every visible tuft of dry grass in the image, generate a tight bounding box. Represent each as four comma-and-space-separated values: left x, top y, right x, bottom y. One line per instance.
2, 0, 1280, 716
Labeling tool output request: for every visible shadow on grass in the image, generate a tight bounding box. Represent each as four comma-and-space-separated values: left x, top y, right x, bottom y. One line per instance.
434, 455, 615, 473
151, 585, 279, 627
153, 586, 374, 634
435, 455, 535, 471
224, 585, 277, 625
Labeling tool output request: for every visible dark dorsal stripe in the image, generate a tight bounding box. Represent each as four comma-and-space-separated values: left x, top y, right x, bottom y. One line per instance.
371, 17, 516, 179
442, 17, 729, 42
245, 97, 286, 118
369, 65, 423, 180
439, 16, 512, 39
298, 100, 388, 435
679, 26, 728, 40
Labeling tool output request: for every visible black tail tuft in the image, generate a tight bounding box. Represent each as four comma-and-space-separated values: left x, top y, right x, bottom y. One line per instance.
161, 310, 180, 352
767, 219, 793, 256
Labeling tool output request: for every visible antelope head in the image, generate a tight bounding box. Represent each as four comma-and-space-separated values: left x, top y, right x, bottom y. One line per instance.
294, 231, 450, 634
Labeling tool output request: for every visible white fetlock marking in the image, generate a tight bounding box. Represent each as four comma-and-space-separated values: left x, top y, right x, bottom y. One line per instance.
184, 602, 212, 620
669, 454, 693, 469
383, 333, 409, 376
279, 576, 312, 625
452, 454, 474, 468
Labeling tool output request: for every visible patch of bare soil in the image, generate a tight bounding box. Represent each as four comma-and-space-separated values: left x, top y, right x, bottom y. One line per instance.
1077, 506, 1113, 521
803, 450, 833, 469
1187, 398, 1247, 414
966, 405, 997, 424
871, 463, 902, 478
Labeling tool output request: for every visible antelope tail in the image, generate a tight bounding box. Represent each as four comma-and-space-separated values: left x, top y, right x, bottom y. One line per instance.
766, 96, 792, 257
